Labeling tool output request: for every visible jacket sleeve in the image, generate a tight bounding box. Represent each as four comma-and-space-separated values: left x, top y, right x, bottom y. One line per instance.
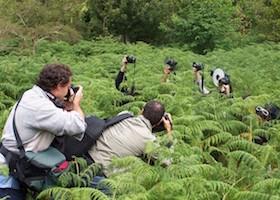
35, 105, 87, 138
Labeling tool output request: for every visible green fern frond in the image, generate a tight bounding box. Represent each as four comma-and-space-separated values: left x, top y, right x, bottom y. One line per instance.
232, 191, 280, 200
98, 178, 117, 191
71, 187, 109, 200
197, 191, 220, 200
117, 192, 149, 200
105, 173, 147, 196
57, 172, 83, 188
148, 180, 187, 200
190, 120, 222, 134
37, 187, 72, 200
68, 157, 89, 174
206, 180, 238, 194
253, 128, 270, 138
225, 139, 257, 153
80, 163, 101, 187
110, 156, 144, 169
0, 83, 19, 99
220, 120, 248, 135
252, 178, 280, 192
133, 165, 160, 189
168, 164, 216, 178
197, 111, 216, 120
173, 115, 206, 126
229, 150, 263, 169
202, 132, 233, 148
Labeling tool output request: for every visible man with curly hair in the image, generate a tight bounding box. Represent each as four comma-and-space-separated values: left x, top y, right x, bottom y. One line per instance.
0, 64, 87, 199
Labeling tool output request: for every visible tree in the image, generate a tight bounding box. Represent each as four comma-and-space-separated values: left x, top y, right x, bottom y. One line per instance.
83, 0, 166, 43
160, 0, 235, 54
0, 0, 86, 54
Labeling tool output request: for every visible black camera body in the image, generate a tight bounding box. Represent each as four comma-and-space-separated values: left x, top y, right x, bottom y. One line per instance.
218, 75, 230, 85
65, 85, 79, 101
126, 55, 136, 63
152, 113, 173, 133
192, 62, 204, 71
166, 59, 177, 71
256, 104, 280, 121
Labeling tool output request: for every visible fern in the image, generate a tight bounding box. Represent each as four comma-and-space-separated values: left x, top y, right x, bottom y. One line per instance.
228, 150, 264, 169
202, 132, 233, 149
168, 164, 216, 179
220, 120, 248, 135
232, 191, 280, 200
80, 164, 101, 187
36, 187, 72, 200
224, 139, 258, 153
252, 178, 280, 193
57, 172, 83, 188
37, 187, 109, 200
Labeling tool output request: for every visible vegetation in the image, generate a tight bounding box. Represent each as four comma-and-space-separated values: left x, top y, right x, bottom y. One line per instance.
0, 38, 280, 199
0, 0, 279, 54
0, 0, 279, 199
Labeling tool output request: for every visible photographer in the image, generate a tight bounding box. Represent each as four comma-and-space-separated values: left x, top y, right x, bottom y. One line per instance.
254, 103, 280, 145
192, 62, 210, 95
218, 75, 232, 97
115, 55, 136, 96
0, 64, 87, 197
210, 68, 232, 97
255, 104, 280, 122
88, 100, 172, 177
161, 59, 177, 83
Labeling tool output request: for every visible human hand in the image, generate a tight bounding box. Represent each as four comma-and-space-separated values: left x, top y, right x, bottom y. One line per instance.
162, 113, 173, 133
73, 85, 83, 105
63, 101, 74, 111
163, 66, 172, 75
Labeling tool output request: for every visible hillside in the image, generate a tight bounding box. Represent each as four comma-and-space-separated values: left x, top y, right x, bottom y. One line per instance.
1, 39, 280, 199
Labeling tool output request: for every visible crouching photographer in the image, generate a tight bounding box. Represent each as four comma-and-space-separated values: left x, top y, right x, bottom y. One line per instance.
88, 100, 173, 177
210, 68, 233, 97
161, 58, 177, 83
0, 64, 86, 197
255, 103, 280, 121
115, 55, 137, 96
254, 103, 280, 144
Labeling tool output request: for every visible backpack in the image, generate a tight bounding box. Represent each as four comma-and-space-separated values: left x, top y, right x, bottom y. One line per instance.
52, 113, 133, 160
0, 97, 68, 191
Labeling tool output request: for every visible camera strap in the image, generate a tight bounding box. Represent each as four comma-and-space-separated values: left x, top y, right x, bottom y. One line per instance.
201, 71, 204, 92
132, 62, 136, 90
12, 96, 26, 158
45, 91, 65, 109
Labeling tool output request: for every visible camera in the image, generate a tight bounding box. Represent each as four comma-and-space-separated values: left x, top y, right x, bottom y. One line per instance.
152, 113, 173, 133
218, 76, 230, 85
256, 104, 280, 121
165, 59, 177, 71
64, 85, 79, 101
256, 106, 270, 120
192, 62, 204, 71
126, 55, 136, 63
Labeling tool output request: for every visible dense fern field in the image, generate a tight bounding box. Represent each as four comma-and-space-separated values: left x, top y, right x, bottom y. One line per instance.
1, 39, 280, 200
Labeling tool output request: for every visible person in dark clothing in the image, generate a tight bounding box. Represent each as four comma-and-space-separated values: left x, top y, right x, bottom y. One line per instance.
254, 103, 280, 145
115, 55, 136, 96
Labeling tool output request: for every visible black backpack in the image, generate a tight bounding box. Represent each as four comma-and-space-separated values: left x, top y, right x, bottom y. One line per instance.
52, 113, 133, 160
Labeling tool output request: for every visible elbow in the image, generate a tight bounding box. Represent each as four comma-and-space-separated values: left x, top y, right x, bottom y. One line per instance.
63, 113, 87, 136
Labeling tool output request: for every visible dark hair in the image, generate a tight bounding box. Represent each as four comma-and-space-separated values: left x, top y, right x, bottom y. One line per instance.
36, 64, 72, 92
143, 100, 165, 126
